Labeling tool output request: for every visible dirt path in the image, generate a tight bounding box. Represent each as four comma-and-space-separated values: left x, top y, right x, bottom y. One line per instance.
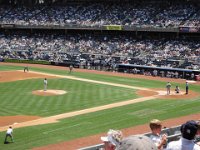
0, 95, 158, 131
2, 70, 197, 131
0, 63, 200, 150
33, 113, 200, 150
2, 62, 199, 85
0, 70, 159, 131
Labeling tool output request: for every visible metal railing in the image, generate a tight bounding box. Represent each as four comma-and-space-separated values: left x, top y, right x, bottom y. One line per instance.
79, 125, 181, 150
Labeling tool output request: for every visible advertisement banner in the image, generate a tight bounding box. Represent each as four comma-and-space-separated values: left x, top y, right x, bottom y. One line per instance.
105, 25, 122, 30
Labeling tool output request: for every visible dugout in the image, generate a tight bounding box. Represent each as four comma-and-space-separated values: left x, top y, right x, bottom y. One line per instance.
117, 64, 200, 80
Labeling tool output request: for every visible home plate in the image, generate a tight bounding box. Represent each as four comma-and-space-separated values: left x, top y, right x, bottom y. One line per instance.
157, 90, 185, 96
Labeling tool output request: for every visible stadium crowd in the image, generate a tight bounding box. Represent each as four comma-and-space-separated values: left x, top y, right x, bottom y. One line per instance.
0, 0, 200, 149
0, 2, 199, 27
181, 9, 200, 27
0, 32, 199, 70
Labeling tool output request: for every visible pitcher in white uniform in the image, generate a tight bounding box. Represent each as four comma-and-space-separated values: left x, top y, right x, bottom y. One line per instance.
44, 78, 48, 91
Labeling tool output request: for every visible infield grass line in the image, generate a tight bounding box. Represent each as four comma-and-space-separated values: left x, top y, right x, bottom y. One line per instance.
43, 122, 92, 134
28, 70, 150, 91
0, 64, 200, 150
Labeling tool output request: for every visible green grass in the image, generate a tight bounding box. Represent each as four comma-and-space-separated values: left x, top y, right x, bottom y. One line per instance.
0, 64, 186, 89
0, 64, 200, 149
0, 77, 137, 116
0, 65, 22, 71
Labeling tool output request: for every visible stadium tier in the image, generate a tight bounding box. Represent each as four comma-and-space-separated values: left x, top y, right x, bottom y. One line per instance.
0, 0, 200, 150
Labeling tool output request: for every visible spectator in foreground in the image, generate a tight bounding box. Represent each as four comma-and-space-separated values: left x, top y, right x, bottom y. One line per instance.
149, 119, 167, 150
166, 120, 200, 150
117, 135, 157, 150
101, 129, 123, 150
195, 121, 200, 146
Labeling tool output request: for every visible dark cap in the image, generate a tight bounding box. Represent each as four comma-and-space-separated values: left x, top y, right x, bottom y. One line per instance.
181, 120, 198, 140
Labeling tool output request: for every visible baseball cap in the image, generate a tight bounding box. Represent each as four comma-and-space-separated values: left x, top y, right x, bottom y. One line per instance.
181, 120, 198, 140
117, 135, 157, 150
101, 136, 109, 142
101, 129, 123, 146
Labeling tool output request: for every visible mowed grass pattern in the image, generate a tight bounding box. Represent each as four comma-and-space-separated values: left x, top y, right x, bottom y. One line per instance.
0, 64, 200, 149
0, 78, 137, 116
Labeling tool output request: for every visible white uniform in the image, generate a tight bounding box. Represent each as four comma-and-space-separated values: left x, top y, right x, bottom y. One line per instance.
4, 127, 14, 143
6, 128, 13, 134
44, 79, 48, 91
150, 134, 164, 150
166, 137, 200, 150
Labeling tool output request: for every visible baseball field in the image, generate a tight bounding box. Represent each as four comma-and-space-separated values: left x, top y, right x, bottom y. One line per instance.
0, 62, 200, 150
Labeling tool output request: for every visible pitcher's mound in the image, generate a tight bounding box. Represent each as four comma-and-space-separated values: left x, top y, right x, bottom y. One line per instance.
32, 90, 67, 96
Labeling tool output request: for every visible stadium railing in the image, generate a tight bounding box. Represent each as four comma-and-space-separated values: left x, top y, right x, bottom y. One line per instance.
79, 125, 181, 150
0, 23, 180, 32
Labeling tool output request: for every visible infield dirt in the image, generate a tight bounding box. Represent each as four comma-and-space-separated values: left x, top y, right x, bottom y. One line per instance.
0, 62, 200, 150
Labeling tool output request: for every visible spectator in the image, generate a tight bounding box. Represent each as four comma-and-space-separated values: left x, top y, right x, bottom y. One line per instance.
117, 135, 157, 150
166, 120, 200, 150
149, 119, 167, 150
0, 32, 199, 70
195, 121, 200, 146
101, 129, 123, 150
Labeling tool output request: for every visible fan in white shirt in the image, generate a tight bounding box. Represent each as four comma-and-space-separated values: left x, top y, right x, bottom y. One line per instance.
166, 120, 200, 150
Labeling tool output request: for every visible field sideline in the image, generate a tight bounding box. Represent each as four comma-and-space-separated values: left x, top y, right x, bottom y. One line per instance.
0, 63, 200, 150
